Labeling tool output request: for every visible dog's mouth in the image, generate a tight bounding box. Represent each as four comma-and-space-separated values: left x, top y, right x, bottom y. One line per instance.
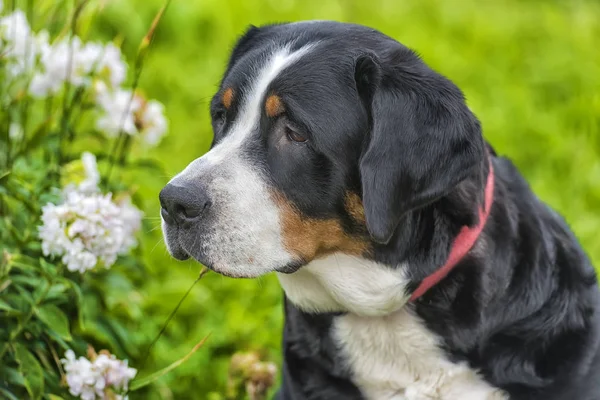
164, 227, 306, 278
163, 228, 191, 261
274, 260, 305, 274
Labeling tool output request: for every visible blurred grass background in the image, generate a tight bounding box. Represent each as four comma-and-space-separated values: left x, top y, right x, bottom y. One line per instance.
34, 0, 600, 398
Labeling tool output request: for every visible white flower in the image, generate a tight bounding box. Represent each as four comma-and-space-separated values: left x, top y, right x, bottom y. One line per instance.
39, 189, 142, 273
40, 151, 142, 273
80, 151, 101, 194
138, 100, 168, 146
29, 36, 87, 97
96, 42, 127, 88
0, 10, 38, 76
62, 151, 101, 195
29, 37, 127, 98
61, 350, 99, 400
94, 83, 168, 145
61, 349, 137, 400
115, 196, 144, 252
8, 122, 23, 141
94, 353, 137, 392
95, 83, 141, 136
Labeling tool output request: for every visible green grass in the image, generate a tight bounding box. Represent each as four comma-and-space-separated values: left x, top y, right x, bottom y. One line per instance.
85, 0, 600, 398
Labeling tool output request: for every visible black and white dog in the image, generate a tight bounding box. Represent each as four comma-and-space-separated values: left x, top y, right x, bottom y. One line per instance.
159, 21, 600, 399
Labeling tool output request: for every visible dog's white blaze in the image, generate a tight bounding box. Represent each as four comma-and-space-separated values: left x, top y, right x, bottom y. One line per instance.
278, 254, 508, 400
166, 44, 316, 277
203, 44, 316, 166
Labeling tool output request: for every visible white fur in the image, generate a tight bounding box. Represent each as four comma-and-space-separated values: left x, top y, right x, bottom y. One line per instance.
277, 253, 411, 316
278, 254, 508, 400
164, 44, 316, 277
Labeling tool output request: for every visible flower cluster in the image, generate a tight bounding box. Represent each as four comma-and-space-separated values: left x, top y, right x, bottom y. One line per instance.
228, 352, 278, 400
95, 82, 168, 146
0, 8, 46, 77
29, 37, 126, 97
61, 349, 137, 400
0, 5, 168, 146
38, 153, 143, 273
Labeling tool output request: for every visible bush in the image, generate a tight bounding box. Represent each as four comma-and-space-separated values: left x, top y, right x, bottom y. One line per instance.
0, 1, 175, 398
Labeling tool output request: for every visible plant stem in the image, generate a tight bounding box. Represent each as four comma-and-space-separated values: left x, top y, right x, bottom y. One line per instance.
104, 0, 171, 187
0, 277, 51, 361
139, 267, 210, 369
58, 0, 89, 165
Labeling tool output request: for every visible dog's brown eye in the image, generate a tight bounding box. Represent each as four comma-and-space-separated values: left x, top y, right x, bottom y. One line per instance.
286, 126, 307, 143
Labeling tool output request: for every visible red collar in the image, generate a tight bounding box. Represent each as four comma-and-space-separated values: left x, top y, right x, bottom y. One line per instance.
409, 159, 495, 302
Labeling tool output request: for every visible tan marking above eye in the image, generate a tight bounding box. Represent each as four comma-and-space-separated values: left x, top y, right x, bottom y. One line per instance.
222, 87, 234, 109
265, 94, 285, 118
271, 191, 370, 262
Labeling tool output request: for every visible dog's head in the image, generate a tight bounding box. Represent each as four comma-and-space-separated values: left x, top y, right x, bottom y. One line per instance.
160, 21, 485, 279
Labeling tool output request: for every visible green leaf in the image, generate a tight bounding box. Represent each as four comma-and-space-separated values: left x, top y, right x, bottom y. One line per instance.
20, 119, 53, 156
39, 258, 58, 275
11, 274, 44, 288
45, 282, 70, 301
32, 279, 51, 303
0, 387, 20, 400
3, 293, 30, 313
45, 329, 70, 351
13, 285, 35, 306
47, 395, 67, 400
36, 304, 72, 341
64, 279, 85, 330
0, 299, 20, 313
9, 260, 40, 275
0, 170, 10, 182
13, 343, 44, 400
129, 334, 210, 392
0, 365, 26, 387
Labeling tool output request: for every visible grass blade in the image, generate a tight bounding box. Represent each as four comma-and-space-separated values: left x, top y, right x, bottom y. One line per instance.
129, 334, 210, 392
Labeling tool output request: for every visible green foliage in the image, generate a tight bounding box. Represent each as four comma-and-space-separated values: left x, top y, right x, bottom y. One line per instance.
2, 0, 600, 399
1, 0, 175, 398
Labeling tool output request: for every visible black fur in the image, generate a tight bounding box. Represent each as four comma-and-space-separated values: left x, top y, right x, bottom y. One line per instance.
210, 21, 600, 399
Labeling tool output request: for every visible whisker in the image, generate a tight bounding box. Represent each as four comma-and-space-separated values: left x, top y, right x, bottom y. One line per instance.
151, 238, 164, 254
147, 224, 163, 233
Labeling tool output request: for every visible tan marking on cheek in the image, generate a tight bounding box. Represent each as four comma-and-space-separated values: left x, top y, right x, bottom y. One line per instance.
272, 192, 370, 262
345, 192, 366, 224
265, 94, 285, 117
222, 88, 234, 109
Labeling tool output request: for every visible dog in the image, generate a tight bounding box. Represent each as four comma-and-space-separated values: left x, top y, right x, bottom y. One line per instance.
159, 21, 600, 399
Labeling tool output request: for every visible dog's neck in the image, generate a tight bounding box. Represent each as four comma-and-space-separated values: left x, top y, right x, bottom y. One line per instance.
409, 158, 495, 301
277, 254, 412, 316
278, 158, 494, 317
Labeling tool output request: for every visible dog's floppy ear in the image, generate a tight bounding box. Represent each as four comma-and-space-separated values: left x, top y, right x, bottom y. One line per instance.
354, 51, 485, 244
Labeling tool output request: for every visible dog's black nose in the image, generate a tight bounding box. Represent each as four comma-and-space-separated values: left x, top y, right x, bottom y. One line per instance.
159, 183, 211, 225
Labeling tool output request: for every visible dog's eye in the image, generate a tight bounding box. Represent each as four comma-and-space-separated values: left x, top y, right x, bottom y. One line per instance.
285, 126, 307, 143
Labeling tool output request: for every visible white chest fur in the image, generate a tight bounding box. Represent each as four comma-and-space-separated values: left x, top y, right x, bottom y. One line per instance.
334, 310, 507, 400
277, 254, 508, 400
